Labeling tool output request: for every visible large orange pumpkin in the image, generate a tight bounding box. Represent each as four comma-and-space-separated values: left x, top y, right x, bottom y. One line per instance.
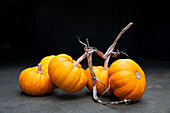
108, 59, 146, 102
48, 54, 87, 93
86, 66, 112, 95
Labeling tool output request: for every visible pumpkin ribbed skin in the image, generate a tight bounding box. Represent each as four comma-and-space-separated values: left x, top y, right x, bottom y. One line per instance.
40, 55, 55, 67
19, 65, 55, 95
48, 54, 87, 93
86, 66, 112, 95
108, 59, 146, 102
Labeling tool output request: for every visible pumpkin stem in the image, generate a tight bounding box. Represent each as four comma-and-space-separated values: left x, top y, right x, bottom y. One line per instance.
100, 82, 111, 97
103, 55, 111, 70
76, 35, 87, 48
104, 22, 133, 58
102, 22, 132, 70
75, 36, 105, 67
85, 38, 114, 103
37, 63, 43, 74
74, 53, 87, 67
103, 50, 129, 70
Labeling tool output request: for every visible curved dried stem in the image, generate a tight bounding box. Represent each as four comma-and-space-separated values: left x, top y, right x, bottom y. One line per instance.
98, 82, 131, 105
103, 55, 111, 70
80, 38, 108, 94
111, 49, 129, 58
95, 77, 108, 93
76, 35, 87, 48
102, 22, 133, 71
94, 49, 105, 59
97, 98, 131, 105
77, 36, 105, 58
74, 53, 87, 67
104, 22, 133, 58
99, 82, 111, 99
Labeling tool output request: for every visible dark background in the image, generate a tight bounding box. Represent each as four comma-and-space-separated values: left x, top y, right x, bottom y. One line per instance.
1, 1, 170, 112
1, 0, 170, 61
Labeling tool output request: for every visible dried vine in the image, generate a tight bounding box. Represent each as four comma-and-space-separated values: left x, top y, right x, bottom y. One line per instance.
78, 22, 133, 104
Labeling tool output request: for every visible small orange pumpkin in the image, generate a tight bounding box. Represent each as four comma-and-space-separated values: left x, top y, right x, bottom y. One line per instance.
86, 66, 112, 95
48, 54, 87, 93
18, 55, 55, 95
108, 59, 146, 102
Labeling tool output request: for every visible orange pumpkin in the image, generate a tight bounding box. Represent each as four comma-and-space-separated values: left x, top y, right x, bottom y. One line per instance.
19, 62, 55, 95
108, 59, 146, 102
48, 54, 87, 93
86, 66, 112, 95
19, 55, 55, 95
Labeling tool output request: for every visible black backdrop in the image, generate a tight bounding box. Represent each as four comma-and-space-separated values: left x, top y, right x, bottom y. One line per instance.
1, 0, 170, 60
